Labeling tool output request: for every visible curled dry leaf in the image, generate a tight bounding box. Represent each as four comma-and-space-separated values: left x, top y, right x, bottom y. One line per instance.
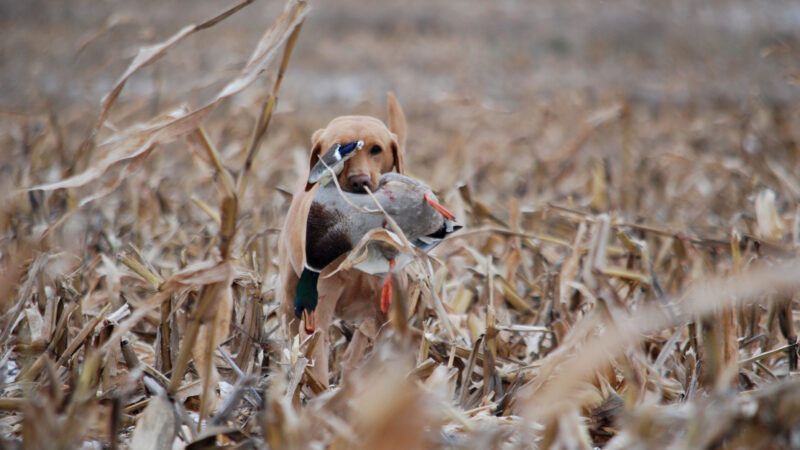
324, 228, 416, 278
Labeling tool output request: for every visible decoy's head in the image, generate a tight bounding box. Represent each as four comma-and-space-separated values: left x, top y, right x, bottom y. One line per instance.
307, 116, 404, 193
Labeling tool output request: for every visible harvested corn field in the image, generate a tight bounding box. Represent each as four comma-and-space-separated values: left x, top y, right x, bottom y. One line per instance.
2, 0, 800, 448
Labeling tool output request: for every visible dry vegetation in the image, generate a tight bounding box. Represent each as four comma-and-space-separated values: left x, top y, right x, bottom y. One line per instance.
2, 0, 800, 448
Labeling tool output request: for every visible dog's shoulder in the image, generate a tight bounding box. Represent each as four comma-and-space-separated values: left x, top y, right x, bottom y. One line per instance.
280, 176, 318, 277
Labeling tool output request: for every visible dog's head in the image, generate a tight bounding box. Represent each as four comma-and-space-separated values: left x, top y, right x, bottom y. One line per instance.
307, 93, 406, 193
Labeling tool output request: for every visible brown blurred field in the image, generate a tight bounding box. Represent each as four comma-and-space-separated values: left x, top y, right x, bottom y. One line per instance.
2, 0, 800, 448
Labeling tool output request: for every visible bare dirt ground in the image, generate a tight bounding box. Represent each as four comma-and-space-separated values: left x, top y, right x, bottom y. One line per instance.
2, 0, 800, 448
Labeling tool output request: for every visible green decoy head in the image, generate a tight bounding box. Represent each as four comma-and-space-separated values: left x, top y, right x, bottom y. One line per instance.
294, 268, 320, 333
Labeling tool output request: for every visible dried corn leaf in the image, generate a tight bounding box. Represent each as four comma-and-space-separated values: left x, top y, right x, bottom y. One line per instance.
754, 188, 785, 240
29, 1, 308, 193
129, 394, 176, 450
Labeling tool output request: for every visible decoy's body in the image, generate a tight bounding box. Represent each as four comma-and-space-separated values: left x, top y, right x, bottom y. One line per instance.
294, 172, 459, 332
306, 172, 454, 271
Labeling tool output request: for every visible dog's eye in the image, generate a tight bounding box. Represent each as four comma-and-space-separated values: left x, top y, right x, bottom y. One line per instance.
370, 145, 383, 156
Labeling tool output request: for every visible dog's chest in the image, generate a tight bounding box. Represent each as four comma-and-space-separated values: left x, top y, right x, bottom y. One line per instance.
333, 271, 384, 321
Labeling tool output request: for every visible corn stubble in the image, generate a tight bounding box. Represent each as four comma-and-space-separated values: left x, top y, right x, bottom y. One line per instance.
2, 1, 800, 448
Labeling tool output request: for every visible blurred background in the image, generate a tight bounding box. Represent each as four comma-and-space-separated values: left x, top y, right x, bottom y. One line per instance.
2, 0, 798, 231
3, 0, 799, 108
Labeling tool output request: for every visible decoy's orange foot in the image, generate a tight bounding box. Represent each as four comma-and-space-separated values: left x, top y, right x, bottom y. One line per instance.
380, 258, 396, 313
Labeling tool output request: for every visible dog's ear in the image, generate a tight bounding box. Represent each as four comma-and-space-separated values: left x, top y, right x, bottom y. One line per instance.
305, 128, 325, 191
387, 92, 406, 154
389, 133, 404, 174
309, 128, 326, 168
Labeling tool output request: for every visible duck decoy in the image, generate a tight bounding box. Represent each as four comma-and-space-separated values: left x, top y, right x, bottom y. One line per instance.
294, 173, 461, 332
305, 140, 364, 191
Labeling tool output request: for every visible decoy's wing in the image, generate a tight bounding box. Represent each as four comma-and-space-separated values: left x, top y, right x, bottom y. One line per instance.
409, 219, 462, 254
409, 236, 441, 253
338, 140, 364, 155
425, 221, 463, 240
307, 140, 364, 186
307, 143, 341, 185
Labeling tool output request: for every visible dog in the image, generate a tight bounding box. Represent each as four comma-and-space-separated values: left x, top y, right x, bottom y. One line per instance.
279, 92, 406, 385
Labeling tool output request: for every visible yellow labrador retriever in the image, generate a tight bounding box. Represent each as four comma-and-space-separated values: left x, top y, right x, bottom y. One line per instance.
278, 92, 406, 385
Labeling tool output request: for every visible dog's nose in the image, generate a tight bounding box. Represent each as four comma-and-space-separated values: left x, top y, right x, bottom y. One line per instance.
348, 174, 371, 192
